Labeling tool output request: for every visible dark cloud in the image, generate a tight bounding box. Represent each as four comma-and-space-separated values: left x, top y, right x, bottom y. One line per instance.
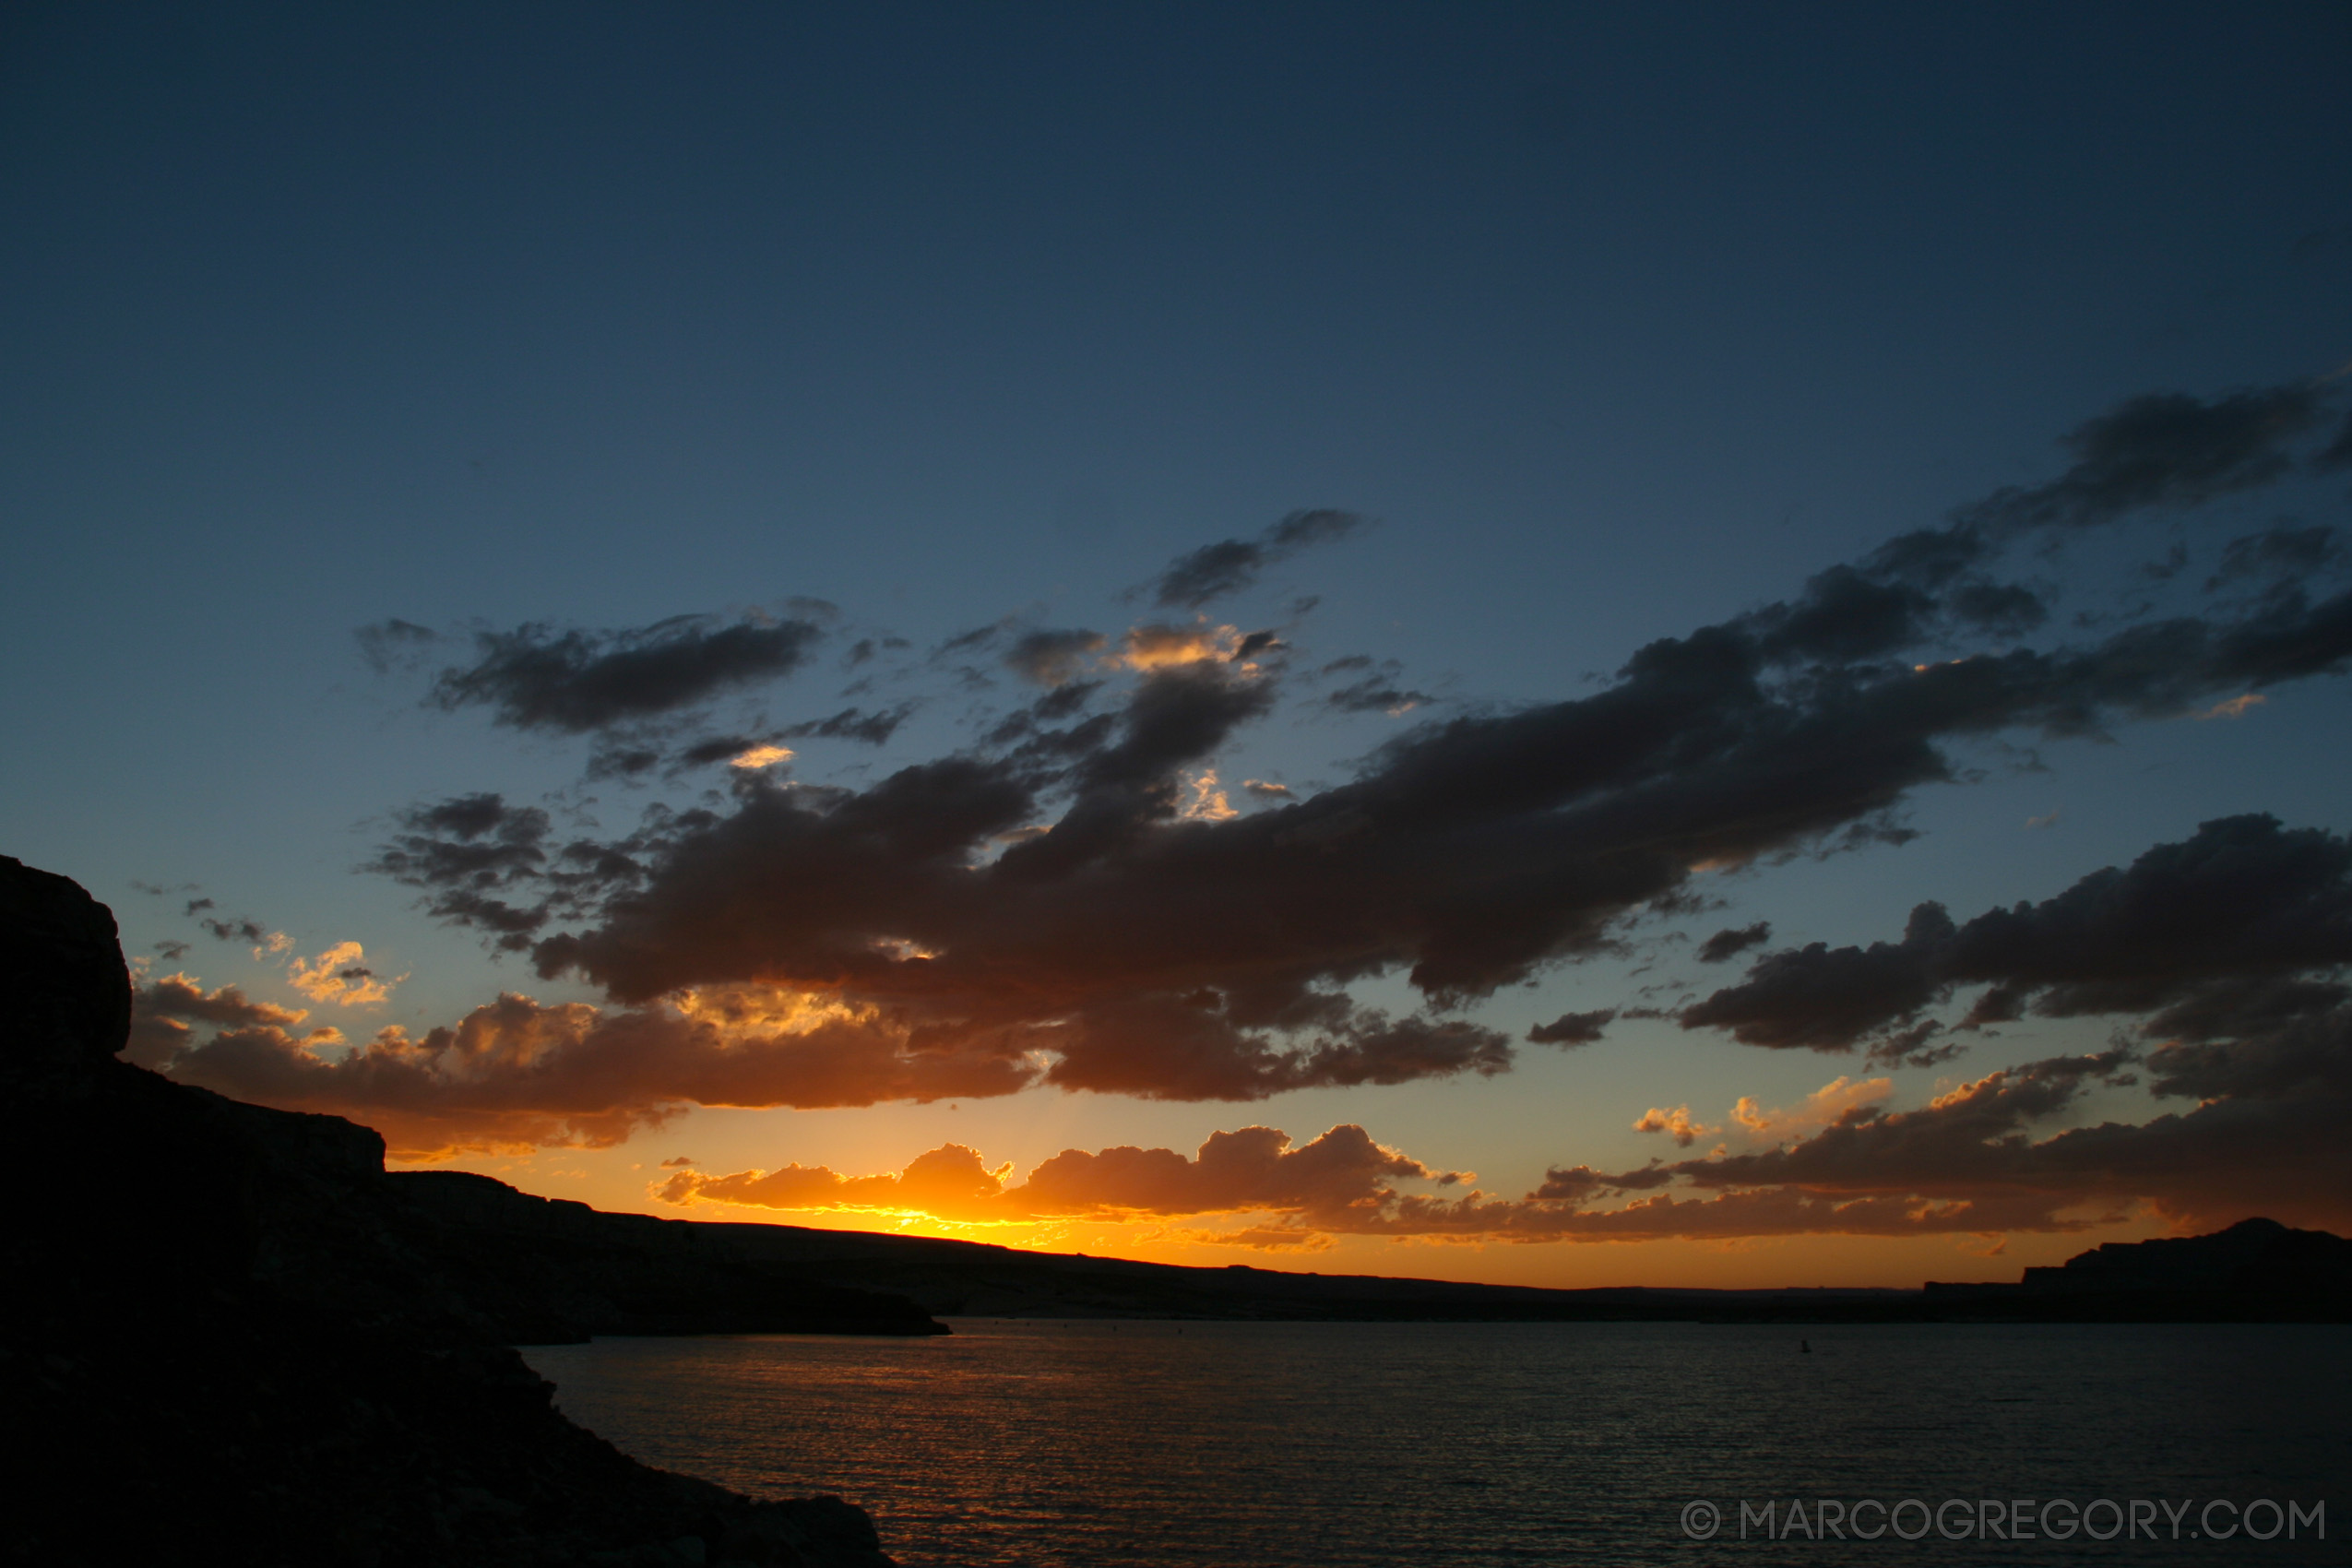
779, 705, 914, 745
1645, 800, 2352, 1225
1682, 814, 2352, 1053
1681, 902, 1954, 1053
1148, 509, 1366, 610
1527, 1009, 1614, 1046
901, 1109, 2098, 1241
2205, 524, 2343, 592
427, 614, 823, 733
1089, 666, 1270, 790
1313, 654, 1432, 718
184, 897, 214, 915
2314, 407, 2352, 471
1649, 1035, 2352, 1232
280, 378, 2352, 1146
1848, 379, 2340, 625
1696, 922, 1772, 964
587, 710, 908, 783
662, 735, 770, 772
1943, 581, 2049, 637
1326, 677, 1432, 715
364, 561, 2352, 1125
1861, 524, 1991, 590
152, 940, 189, 961
414, 792, 521, 839
1019, 1123, 1456, 1218
1032, 680, 1100, 721
354, 618, 442, 673
1004, 628, 1108, 687
1265, 508, 1362, 553
366, 793, 628, 951
1739, 565, 2037, 672
981, 681, 1104, 747
198, 916, 271, 945
161, 990, 1034, 1159
1080, 1043, 2342, 1240
1533, 1164, 1676, 1203
137, 973, 308, 1030
1962, 385, 2328, 535
1751, 566, 1936, 665
127, 974, 316, 1070
1149, 540, 1263, 611
1527, 1166, 1610, 1205
936, 624, 999, 657
1037, 999, 1512, 1101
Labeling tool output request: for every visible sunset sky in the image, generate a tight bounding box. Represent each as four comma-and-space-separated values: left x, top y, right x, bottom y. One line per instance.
6, 4, 2351, 1289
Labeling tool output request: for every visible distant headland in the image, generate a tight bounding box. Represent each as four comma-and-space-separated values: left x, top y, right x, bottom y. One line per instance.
7, 855, 2346, 1563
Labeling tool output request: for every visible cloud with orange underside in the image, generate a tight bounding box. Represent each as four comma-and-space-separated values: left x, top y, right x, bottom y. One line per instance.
657, 1123, 1459, 1229
288, 940, 404, 1007
649, 1104, 2174, 1246
154, 980, 1035, 1160
1728, 1075, 1894, 1142
1633, 1105, 1714, 1146
1118, 620, 1243, 670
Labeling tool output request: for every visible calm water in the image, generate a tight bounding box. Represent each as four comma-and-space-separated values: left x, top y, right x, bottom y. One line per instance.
524, 1320, 2352, 1565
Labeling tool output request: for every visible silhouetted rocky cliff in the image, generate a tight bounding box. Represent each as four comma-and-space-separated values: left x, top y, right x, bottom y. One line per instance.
0, 855, 929, 1568
1924, 1217, 2352, 1318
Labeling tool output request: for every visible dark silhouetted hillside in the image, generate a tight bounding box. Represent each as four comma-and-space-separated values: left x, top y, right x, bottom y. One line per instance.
1925, 1217, 2352, 1319
0, 855, 925, 1568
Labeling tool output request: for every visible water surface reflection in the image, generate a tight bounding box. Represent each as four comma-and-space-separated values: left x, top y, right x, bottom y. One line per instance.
525, 1319, 2348, 1565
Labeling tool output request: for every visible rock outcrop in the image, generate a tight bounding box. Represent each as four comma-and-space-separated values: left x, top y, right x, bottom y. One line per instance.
386, 1169, 949, 1344
0, 855, 924, 1568
1925, 1217, 2352, 1315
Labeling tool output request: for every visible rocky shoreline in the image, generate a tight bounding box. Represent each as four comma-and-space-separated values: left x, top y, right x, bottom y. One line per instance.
0, 855, 932, 1567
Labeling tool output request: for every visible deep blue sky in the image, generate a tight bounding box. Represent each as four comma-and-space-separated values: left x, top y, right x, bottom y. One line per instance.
6, 4, 2350, 1285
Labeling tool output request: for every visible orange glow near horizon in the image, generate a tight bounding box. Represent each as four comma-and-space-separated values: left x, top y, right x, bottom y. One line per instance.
575, 1190, 2180, 1292
399, 1113, 2193, 1295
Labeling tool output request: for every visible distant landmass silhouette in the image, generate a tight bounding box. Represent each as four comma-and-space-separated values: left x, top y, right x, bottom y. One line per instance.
7, 856, 2347, 1563
628, 1208, 2352, 1325
1922, 1216, 2352, 1313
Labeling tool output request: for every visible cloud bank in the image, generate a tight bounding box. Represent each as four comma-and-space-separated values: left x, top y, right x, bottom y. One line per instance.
133, 376, 2352, 1239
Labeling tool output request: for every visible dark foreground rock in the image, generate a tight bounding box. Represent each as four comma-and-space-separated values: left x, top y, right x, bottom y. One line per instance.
385, 1170, 948, 1345
0, 855, 921, 1567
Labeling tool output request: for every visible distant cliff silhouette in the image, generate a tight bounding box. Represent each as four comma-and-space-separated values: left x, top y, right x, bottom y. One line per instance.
0, 855, 926, 1568
655, 1213, 2351, 1324
1924, 1217, 2352, 1317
